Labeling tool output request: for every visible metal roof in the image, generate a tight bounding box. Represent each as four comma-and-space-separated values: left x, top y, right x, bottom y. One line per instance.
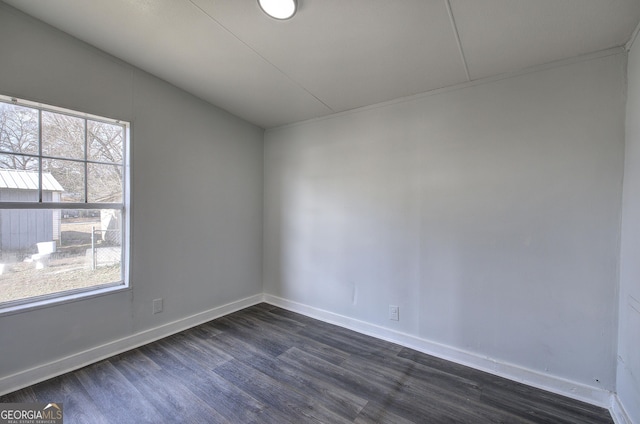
0, 169, 64, 191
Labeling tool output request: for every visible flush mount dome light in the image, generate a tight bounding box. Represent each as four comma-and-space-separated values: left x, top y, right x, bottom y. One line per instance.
258, 0, 297, 20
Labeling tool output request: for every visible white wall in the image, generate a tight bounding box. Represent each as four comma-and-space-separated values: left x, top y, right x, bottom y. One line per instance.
264, 52, 626, 395
619, 36, 640, 423
0, 4, 263, 389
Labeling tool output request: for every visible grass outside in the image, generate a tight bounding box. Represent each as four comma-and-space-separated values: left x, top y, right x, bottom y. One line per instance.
0, 218, 122, 304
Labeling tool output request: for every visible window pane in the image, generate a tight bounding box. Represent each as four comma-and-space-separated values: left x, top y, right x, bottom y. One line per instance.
42, 111, 85, 160
0, 209, 123, 304
88, 120, 123, 164
0, 102, 39, 155
88, 163, 122, 203
42, 158, 85, 202
0, 154, 41, 202
0, 152, 38, 172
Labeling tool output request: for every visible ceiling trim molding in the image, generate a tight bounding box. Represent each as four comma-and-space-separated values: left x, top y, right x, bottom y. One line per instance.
266, 46, 625, 132
445, 0, 470, 82
626, 19, 640, 52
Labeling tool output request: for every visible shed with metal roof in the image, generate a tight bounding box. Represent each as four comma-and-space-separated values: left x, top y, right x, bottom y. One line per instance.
0, 169, 65, 192
0, 169, 64, 252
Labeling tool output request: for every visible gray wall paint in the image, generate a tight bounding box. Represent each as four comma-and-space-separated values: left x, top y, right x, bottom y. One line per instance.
0, 4, 263, 378
264, 53, 626, 391
619, 38, 640, 423
0, 1, 633, 407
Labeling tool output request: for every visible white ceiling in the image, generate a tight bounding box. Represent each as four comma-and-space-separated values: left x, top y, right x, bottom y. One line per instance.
3, 0, 640, 129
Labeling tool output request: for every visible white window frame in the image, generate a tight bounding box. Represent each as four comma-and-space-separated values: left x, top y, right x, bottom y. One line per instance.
0, 94, 131, 314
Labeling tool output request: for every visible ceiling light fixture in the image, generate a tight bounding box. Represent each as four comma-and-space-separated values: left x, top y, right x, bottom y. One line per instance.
258, 0, 297, 20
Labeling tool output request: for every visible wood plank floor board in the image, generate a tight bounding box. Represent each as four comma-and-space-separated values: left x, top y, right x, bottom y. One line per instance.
214, 309, 352, 366
341, 353, 482, 403
342, 354, 544, 424
161, 331, 232, 370
296, 323, 404, 361
266, 307, 411, 356
248, 302, 278, 313
107, 350, 162, 383
0, 386, 37, 403
137, 341, 280, 424
234, 306, 308, 333
208, 330, 368, 420
478, 386, 612, 424
354, 401, 420, 424
109, 351, 230, 424
207, 316, 292, 357
189, 322, 223, 340
278, 346, 473, 423
1, 304, 614, 423
279, 332, 352, 366
282, 346, 535, 424
10, 374, 109, 424
268, 307, 373, 336
218, 310, 355, 367
304, 322, 406, 353
342, 350, 482, 399
74, 360, 165, 423
396, 346, 613, 423
214, 358, 355, 424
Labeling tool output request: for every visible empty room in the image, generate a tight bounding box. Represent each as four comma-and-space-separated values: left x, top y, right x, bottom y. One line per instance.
0, 0, 639, 423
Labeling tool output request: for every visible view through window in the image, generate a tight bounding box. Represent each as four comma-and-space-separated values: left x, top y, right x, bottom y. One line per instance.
0, 95, 129, 308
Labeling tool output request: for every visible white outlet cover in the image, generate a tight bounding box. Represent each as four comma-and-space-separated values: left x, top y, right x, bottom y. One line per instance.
153, 298, 163, 314
389, 305, 399, 321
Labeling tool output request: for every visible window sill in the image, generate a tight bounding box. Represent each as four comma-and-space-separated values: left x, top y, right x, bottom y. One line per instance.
0, 282, 130, 317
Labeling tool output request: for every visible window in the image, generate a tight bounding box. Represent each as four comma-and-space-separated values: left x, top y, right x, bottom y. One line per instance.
0, 95, 129, 311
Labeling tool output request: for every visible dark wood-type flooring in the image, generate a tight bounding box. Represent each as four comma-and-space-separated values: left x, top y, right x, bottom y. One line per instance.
1, 303, 613, 423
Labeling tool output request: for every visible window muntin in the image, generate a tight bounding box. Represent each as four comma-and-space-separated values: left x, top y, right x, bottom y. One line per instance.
0, 95, 129, 310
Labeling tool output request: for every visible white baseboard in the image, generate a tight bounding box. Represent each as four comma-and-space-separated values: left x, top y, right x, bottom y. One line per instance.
610, 394, 634, 424
3, 291, 624, 422
0, 293, 263, 396
263, 294, 613, 409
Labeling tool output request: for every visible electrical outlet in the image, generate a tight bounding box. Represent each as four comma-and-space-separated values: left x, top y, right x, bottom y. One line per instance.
153, 298, 163, 314
389, 305, 399, 321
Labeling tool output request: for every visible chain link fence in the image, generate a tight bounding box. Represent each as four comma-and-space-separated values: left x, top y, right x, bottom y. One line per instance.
90, 227, 121, 270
